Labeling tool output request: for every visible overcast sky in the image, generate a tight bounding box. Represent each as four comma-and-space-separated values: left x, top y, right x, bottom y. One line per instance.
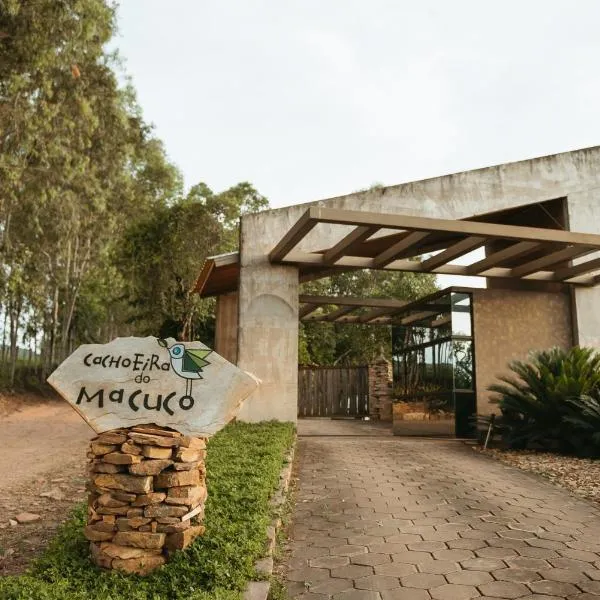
113, 1, 600, 211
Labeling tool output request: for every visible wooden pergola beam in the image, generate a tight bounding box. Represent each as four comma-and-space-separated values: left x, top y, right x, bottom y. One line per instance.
287, 251, 569, 284
419, 236, 486, 271
309, 207, 600, 248
307, 305, 358, 322
269, 211, 317, 262
465, 241, 541, 275
372, 231, 431, 269
553, 255, 600, 281
298, 295, 407, 308
299, 303, 320, 318
322, 225, 378, 265
511, 245, 597, 278
401, 311, 439, 325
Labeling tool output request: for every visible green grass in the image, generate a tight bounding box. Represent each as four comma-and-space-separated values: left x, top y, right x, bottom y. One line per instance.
0, 421, 295, 600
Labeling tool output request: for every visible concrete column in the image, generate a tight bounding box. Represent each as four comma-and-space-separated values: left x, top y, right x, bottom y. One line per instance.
567, 190, 600, 348
236, 212, 300, 423
214, 292, 238, 364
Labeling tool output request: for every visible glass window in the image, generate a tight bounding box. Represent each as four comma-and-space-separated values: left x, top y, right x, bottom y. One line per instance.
391, 291, 475, 436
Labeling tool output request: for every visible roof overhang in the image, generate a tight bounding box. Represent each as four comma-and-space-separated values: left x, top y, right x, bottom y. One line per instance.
192, 252, 239, 297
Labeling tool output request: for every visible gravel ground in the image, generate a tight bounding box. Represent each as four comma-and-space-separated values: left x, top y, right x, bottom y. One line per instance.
478, 446, 600, 505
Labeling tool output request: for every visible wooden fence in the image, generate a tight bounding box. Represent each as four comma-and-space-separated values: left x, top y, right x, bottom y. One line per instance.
298, 365, 369, 418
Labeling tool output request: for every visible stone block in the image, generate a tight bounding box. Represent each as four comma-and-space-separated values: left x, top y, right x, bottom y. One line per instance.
165, 525, 205, 550
155, 469, 200, 489
102, 452, 143, 465
112, 555, 166, 575
96, 432, 128, 445
90, 442, 118, 456
128, 433, 182, 447
113, 531, 166, 549
142, 446, 173, 459
84, 525, 114, 542
94, 474, 153, 494
129, 460, 173, 476
144, 504, 188, 518
131, 492, 167, 507
165, 485, 207, 506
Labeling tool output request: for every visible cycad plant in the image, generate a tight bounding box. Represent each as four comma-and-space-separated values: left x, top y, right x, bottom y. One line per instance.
488, 347, 600, 452
564, 394, 600, 457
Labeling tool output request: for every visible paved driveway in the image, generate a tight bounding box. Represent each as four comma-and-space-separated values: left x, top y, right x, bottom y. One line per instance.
285, 420, 600, 600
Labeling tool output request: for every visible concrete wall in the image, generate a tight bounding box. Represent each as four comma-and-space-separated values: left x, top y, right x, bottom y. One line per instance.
214, 292, 238, 365
237, 146, 600, 422
472, 289, 573, 415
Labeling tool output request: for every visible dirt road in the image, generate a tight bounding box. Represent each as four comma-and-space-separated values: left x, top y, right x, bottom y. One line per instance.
0, 397, 92, 574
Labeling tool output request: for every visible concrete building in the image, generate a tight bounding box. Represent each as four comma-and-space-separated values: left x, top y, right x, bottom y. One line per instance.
195, 146, 600, 434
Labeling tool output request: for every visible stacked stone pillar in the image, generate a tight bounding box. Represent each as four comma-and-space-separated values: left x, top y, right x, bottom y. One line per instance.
368, 357, 393, 421
85, 424, 207, 575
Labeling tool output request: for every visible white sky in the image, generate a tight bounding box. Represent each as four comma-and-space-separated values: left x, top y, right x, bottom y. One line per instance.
113, 1, 600, 288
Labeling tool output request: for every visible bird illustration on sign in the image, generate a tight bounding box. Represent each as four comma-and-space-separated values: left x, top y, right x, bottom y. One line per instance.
157, 339, 212, 396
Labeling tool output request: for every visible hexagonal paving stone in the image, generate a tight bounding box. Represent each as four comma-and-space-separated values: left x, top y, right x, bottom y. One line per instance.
418, 560, 462, 575
368, 543, 411, 555
527, 580, 580, 596
310, 578, 355, 595
478, 580, 530, 598
433, 549, 475, 562
400, 572, 446, 589
492, 567, 541, 583
461, 557, 506, 571
354, 575, 401, 591
515, 547, 559, 560
446, 569, 493, 585
331, 545, 369, 557
331, 564, 374, 579
550, 557, 593, 571
578, 580, 600, 594
333, 590, 381, 600
526, 538, 567, 551
385, 534, 425, 545
287, 567, 331, 583
380, 589, 430, 600
391, 551, 433, 565
475, 546, 517, 559
351, 553, 391, 566
537, 567, 590, 583
447, 538, 488, 551
499, 530, 536, 540
408, 541, 448, 552
373, 562, 417, 577
310, 556, 350, 569
585, 568, 600, 580
430, 583, 480, 599
506, 557, 550, 570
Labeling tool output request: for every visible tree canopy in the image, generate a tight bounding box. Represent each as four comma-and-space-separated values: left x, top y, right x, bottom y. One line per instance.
0, 0, 267, 387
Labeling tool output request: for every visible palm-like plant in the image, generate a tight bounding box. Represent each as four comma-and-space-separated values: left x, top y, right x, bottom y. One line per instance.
564, 394, 600, 457
488, 347, 600, 451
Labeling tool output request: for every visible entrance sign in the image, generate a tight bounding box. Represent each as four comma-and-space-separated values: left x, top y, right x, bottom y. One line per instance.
48, 336, 258, 437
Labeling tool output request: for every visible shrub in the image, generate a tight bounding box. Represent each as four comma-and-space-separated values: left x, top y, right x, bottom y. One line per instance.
564, 394, 600, 457
488, 346, 600, 453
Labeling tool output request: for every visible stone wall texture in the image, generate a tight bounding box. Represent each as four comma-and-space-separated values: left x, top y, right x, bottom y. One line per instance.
85, 424, 207, 575
472, 289, 573, 415
368, 358, 393, 421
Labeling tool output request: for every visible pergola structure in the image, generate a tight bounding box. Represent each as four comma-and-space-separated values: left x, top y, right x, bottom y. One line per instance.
194, 206, 600, 300
269, 207, 600, 286
298, 290, 470, 326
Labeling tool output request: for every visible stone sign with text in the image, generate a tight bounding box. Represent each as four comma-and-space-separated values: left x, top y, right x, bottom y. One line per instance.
48, 336, 258, 437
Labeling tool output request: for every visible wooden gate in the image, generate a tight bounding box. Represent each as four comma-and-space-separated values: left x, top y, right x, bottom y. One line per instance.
298, 366, 369, 417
